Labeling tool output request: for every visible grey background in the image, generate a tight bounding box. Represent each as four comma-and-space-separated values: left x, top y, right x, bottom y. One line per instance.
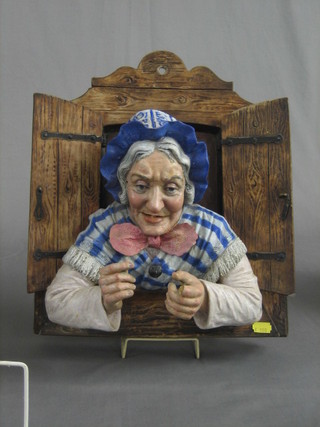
0, 1, 319, 426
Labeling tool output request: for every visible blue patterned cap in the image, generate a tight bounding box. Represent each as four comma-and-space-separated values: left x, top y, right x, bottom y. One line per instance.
130, 110, 176, 128
100, 109, 209, 203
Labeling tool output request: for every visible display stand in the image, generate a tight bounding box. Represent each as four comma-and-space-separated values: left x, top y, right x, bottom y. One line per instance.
121, 337, 200, 359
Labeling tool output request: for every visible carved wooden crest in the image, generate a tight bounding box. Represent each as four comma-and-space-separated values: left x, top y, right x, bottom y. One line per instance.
71, 51, 249, 125
90, 50, 233, 90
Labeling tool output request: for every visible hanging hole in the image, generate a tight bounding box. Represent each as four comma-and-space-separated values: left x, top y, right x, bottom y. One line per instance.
157, 65, 168, 76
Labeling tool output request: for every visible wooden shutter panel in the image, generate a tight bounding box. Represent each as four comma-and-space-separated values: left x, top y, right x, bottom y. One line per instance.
27, 94, 102, 293
221, 98, 294, 295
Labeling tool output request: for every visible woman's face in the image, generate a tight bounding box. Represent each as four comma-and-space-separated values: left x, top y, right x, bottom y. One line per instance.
126, 151, 185, 236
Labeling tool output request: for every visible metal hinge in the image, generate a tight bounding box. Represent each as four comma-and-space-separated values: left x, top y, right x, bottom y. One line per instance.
221, 134, 283, 146
33, 249, 67, 261
247, 252, 286, 262
41, 130, 107, 147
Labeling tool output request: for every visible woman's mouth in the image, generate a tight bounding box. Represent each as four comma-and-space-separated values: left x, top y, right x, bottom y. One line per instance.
141, 213, 166, 224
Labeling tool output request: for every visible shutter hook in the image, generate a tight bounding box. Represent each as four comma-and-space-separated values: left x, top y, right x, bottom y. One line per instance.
279, 193, 291, 220
34, 186, 44, 221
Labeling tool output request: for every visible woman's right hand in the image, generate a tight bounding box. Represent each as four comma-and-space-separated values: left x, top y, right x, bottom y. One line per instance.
98, 260, 136, 314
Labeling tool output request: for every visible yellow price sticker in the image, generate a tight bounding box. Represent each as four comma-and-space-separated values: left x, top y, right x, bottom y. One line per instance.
252, 322, 272, 334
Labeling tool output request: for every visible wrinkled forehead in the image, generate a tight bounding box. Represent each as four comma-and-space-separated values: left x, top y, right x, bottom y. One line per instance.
127, 151, 185, 182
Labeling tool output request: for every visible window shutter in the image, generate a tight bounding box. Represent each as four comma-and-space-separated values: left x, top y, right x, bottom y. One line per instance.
27, 94, 102, 293
221, 98, 294, 295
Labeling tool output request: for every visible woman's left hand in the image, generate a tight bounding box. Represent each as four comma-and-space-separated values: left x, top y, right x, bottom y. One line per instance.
165, 271, 208, 320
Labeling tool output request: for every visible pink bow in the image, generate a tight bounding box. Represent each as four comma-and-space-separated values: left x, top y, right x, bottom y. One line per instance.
109, 223, 198, 256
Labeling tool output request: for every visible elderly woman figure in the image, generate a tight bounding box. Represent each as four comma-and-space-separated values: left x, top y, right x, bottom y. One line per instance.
45, 110, 262, 331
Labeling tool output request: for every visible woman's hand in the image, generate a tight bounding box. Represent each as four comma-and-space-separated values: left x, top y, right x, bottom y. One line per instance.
165, 271, 208, 320
99, 260, 136, 315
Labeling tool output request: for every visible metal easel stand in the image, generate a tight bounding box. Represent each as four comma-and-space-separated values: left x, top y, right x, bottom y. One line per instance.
120, 337, 200, 359
0, 361, 29, 427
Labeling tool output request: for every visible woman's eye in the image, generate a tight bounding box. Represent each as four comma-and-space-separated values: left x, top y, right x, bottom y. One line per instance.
165, 185, 179, 195
134, 184, 148, 193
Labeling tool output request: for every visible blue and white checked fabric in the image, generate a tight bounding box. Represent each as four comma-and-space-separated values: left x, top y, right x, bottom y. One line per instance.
63, 202, 247, 289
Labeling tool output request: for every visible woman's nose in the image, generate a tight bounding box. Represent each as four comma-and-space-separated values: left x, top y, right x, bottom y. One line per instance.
146, 187, 164, 212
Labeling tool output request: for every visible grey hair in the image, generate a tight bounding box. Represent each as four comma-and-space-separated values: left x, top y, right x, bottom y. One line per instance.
117, 137, 195, 205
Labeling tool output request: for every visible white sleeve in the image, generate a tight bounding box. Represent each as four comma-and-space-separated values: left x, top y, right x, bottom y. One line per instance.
193, 256, 262, 329
45, 264, 121, 332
